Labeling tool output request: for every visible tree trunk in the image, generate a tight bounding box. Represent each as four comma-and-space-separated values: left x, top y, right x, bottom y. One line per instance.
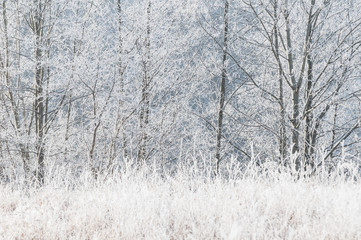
215, 0, 229, 174
33, 0, 46, 185
284, 2, 301, 171
107, 0, 127, 173
273, 0, 287, 165
304, 54, 314, 169
137, 0, 151, 166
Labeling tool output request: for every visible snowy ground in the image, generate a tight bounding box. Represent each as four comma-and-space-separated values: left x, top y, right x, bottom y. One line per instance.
1, 164, 361, 239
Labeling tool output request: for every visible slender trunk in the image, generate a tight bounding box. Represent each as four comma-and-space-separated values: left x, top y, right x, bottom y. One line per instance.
107, 0, 127, 172
119, 0, 128, 160
302, 0, 317, 170
215, 0, 229, 174
304, 54, 314, 169
89, 121, 100, 179
90, 90, 99, 179
284, 1, 300, 170
64, 92, 72, 161
117, 0, 124, 91
64, 41, 77, 162
44, 2, 51, 126
34, 0, 45, 185
137, 0, 151, 166
330, 104, 338, 159
273, 0, 287, 164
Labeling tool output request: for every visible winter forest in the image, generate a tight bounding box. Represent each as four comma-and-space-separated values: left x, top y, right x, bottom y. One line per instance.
1, 0, 360, 184
1, 0, 361, 238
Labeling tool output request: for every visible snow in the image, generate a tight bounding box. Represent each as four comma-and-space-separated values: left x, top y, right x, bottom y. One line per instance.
1, 166, 361, 239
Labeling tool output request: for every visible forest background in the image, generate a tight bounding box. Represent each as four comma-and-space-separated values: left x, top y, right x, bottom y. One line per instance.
0, 0, 360, 185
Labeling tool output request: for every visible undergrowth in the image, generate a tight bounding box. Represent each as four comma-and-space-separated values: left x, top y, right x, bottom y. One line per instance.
0, 155, 361, 239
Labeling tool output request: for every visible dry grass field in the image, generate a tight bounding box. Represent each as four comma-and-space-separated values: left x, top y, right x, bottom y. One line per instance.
1, 161, 361, 240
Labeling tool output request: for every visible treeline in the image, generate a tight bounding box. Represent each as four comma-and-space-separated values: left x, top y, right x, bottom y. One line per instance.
0, 0, 360, 185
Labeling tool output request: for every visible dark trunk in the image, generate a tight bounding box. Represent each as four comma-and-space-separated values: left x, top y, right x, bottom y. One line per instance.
34, 0, 45, 185
215, 0, 229, 174
137, 0, 151, 166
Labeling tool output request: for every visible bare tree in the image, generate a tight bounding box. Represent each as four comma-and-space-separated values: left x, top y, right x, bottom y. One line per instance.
215, 0, 229, 174
239, 0, 361, 171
